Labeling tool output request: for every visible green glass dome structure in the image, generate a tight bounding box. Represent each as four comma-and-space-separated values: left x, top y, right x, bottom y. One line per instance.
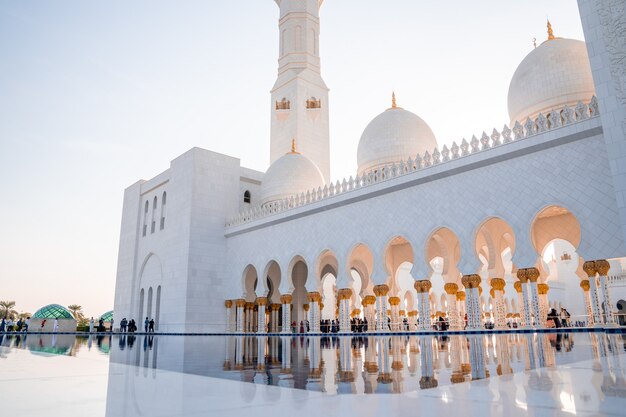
100, 310, 113, 322
33, 304, 73, 319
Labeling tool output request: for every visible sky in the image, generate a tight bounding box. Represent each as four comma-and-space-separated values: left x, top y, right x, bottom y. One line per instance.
0, 1, 585, 318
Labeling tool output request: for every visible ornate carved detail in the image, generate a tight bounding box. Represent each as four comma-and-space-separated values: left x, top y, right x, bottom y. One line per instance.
224, 300, 233, 308
275, 97, 290, 110
306, 97, 321, 109
451, 141, 460, 158
444, 283, 459, 294
470, 135, 480, 153
595, 259, 611, 276
513, 281, 522, 293
441, 144, 450, 162
491, 128, 501, 146
460, 138, 470, 156
513, 121, 524, 140
537, 283, 549, 295
235, 299, 246, 307
373, 284, 389, 296
280, 294, 293, 304
480, 132, 490, 150
256, 297, 268, 306
583, 261, 597, 278
502, 125, 512, 143
526, 268, 540, 282
490, 278, 506, 291
388, 296, 401, 306
456, 291, 465, 301
580, 279, 590, 291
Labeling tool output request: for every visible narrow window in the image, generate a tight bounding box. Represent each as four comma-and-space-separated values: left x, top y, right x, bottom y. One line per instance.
142, 201, 148, 237
243, 190, 251, 204
160, 191, 167, 230
151, 196, 157, 233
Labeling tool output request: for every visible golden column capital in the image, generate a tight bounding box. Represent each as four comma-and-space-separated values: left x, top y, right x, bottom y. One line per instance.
513, 281, 522, 293
461, 275, 471, 289
489, 288, 495, 298
456, 291, 466, 301
516, 268, 528, 283
388, 296, 401, 306
580, 279, 590, 291
280, 294, 293, 304
307, 291, 321, 302
421, 280, 432, 292
373, 284, 390, 296
444, 283, 459, 295
490, 278, 506, 291
338, 288, 353, 300
477, 286, 483, 296
595, 259, 610, 276
413, 281, 423, 293
408, 310, 418, 316
582, 261, 597, 278
245, 302, 255, 310
256, 297, 268, 306
399, 310, 406, 316
235, 299, 246, 308
526, 268, 540, 282
537, 283, 549, 295
224, 300, 233, 308
468, 274, 481, 288
303, 303, 310, 312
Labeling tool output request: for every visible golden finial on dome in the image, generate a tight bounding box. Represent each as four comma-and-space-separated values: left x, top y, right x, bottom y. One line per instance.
547, 19, 555, 40
289, 138, 300, 154
391, 91, 397, 108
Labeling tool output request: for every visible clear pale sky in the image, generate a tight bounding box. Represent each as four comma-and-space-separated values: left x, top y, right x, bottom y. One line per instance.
0, 1, 584, 318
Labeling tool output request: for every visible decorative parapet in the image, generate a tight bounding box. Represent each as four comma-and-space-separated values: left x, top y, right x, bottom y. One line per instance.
226, 97, 600, 227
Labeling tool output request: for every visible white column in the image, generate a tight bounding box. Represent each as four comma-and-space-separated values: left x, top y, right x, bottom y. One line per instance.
444, 283, 460, 330
225, 300, 233, 332
257, 298, 267, 334
596, 260, 616, 326
280, 294, 292, 334
580, 280, 594, 326
235, 300, 245, 333
583, 262, 604, 326
528, 278, 541, 327
517, 270, 533, 328
389, 297, 400, 331
491, 278, 507, 330
374, 285, 389, 332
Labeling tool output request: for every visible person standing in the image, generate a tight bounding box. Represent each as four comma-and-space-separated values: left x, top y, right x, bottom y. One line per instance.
0, 317, 5, 332
89, 317, 94, 333
144, 317, 149, 332
149, 319, 155, 332
53, 318, 59, 332
24, 317, 30, 332
110, 318, 114, 333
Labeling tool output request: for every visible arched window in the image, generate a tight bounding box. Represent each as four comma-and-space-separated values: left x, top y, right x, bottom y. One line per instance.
160, 191, 167, 230
143, 201, 149, 237
243, 190, 251, 204
151, 196, 157, 233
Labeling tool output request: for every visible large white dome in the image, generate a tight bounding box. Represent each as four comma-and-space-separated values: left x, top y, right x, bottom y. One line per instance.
357, 106, 437, 175
507, 37, 595, 125
260, 151, 325, 206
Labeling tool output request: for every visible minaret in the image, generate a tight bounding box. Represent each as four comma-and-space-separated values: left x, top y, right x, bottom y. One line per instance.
270, 0, 330, 182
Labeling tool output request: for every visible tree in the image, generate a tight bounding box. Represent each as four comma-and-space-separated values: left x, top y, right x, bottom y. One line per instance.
67, 304, 83, 320
0, 301, 18, 320
18, 312, 32, 320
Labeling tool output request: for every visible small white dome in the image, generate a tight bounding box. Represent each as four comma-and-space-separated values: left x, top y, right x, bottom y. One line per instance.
357, 106, 437, 175
507, 37, 595, 125
260, 151, 325, 205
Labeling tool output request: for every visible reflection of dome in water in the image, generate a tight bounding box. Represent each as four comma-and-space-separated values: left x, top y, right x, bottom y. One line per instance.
33, 304, 73, 319
100, 310, 113, 322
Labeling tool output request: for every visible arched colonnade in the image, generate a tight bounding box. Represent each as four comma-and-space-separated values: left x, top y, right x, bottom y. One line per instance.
225, 205, 619, 333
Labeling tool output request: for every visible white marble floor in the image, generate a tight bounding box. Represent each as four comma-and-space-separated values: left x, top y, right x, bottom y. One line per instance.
1, 334, 625, 417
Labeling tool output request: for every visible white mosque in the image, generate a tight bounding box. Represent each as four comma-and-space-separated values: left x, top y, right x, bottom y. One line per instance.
113, 0, 626, 333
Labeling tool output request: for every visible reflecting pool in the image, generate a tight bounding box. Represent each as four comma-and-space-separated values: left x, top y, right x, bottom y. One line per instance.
1, 332, 626, 416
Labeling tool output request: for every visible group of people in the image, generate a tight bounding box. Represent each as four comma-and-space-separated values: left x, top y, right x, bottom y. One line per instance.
547, 307, 572, 328
0, 317, 30, 332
